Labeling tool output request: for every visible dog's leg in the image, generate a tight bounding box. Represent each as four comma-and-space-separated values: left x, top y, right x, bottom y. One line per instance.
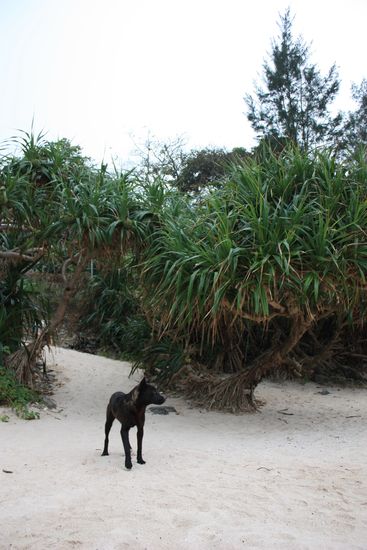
101, 406, 114, 456
120, 428, 133, 469
137, 425, 146, 465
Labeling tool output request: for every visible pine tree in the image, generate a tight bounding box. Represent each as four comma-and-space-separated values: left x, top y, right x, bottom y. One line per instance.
344, 79, 367, 149
245, 9, 342, 150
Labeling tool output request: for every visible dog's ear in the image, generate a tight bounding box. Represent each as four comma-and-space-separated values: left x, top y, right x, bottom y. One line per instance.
132, 378, 147, 402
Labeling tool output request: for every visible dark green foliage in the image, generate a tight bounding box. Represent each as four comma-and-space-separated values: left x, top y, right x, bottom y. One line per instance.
131, 338, 186, 383
175, 147, 249, 193
79, 262, 151, 356
0, 364, 40, 419
0, 269, 50, 353
245, 9, 342, 150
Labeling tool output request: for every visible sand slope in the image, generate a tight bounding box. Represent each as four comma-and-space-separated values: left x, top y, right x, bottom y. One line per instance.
1, 347, 367, 549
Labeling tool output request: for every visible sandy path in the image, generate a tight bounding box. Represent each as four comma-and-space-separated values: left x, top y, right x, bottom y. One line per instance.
1, 347, 366, 549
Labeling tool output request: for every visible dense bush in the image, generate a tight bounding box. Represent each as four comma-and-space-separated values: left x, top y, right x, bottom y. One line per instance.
1, 131, 366, 412
78, 261, 151, 356
135, 147, 367, 409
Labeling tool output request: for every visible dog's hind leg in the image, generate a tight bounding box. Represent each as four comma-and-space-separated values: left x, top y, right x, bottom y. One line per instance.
120, 428, 133, 469
101, 405, 114, 456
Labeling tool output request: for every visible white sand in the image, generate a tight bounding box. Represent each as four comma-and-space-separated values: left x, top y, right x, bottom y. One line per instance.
1, 347, 367, 550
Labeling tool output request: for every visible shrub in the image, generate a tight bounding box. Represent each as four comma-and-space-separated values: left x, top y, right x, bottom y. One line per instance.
0, 364, 40, 419
137, 146, 367, 409
78, 261, 151, 356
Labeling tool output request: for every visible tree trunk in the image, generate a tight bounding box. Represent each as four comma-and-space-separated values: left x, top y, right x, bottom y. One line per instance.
181, 313, 314, 412
6, 253, 88, 386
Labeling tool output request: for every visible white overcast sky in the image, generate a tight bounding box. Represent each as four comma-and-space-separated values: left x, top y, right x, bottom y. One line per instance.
0, 0, 366, 164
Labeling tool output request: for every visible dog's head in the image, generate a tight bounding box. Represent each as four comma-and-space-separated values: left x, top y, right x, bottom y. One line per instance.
135, 377, 166, 406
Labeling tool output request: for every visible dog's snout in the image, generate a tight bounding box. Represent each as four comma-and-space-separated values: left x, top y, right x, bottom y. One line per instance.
157, 394, 166, 404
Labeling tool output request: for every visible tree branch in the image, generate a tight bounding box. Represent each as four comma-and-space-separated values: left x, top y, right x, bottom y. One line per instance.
0, 249, 44, 262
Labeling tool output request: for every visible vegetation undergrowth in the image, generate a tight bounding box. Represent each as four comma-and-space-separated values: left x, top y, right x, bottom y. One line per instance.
0, 364, 40, 420
77, 260, 151, 357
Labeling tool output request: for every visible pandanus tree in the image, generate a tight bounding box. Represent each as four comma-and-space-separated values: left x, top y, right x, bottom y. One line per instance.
137, 147, 367, 411
0, 131, 63, 365
0, 131, 148, 384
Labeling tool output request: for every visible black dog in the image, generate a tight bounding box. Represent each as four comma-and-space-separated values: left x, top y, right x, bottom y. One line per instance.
102, 377, 165, 469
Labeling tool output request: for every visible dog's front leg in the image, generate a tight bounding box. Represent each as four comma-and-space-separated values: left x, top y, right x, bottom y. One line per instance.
120, 428, 132, 469
137, 425, 145, 465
